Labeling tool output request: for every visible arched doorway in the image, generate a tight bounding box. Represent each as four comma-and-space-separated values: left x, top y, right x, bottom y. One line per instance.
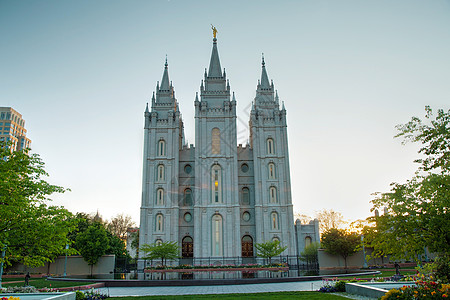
241, 235, 254, 257
182, 236, 193, 258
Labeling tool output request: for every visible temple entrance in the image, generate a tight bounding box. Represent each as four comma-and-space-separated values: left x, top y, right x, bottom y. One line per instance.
241, 235, 253, 257
182, 236, 193, 258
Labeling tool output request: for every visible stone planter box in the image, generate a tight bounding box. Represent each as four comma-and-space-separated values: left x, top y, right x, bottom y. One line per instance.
144, 267, 289, 273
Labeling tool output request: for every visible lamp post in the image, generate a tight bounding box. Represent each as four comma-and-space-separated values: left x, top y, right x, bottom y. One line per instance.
63, 244, 69, 277
361, 235, 368, 268
0, 245, 6, 288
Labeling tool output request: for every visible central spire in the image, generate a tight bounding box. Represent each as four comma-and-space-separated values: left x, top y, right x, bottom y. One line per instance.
160, 56, 170, 91
260, 54, 270, 89
208, 28, 222, 78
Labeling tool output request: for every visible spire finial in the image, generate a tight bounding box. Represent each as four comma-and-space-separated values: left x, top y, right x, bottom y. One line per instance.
211, 24, 218, 39
165, 55, 168, 68
262, 53, 265, 66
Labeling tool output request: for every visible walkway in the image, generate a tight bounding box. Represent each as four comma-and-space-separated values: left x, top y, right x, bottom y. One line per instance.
98, 280, 326, 296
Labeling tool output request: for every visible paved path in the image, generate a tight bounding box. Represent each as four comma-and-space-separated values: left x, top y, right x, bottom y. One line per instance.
98, 280, 327, 296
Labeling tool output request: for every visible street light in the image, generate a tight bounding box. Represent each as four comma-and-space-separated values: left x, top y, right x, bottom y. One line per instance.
0, 245, 6, 288
361, 235, 368, 268
63, 244, 69, 277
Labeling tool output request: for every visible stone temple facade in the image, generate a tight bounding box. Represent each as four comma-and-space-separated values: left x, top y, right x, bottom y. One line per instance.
139, 35, 318, 263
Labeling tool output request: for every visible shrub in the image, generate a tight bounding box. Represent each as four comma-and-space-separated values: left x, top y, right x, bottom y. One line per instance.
334, 280, 346, 292
83, 290, 108, 300
76, 291, 85, 300
436, 254, 450, 283
4, 286, 38, 293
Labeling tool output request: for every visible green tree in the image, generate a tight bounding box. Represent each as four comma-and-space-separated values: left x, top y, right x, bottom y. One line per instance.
365, 106, 450, 260
0, 142, 75, 268
107, 213, 135, 240
300, 242, 320, 265
140, 241, 179, 266
315, 209, 346, 233
255, 240, 287, 265
321, 228, 360, 269
75, 222, 109, 276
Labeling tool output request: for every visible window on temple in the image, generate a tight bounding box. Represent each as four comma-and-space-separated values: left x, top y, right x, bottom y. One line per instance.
271, 212, 279, 230
184, 188, 193, 206
158, 140, 165, 156
269, 186, 277, 203
242, 187, 250, 205
268, 163, 276, 179
305, 236, 312, 247
157, 164, 165, 181
156, 188, 164, 206
155, 214, 164, 232
267, 138, 275, 155
212, 214, 223, 256
211, 165, 222, 203
212, 128, 221, 154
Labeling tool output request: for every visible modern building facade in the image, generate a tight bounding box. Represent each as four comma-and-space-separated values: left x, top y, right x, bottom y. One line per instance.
139, 34, 317, 263
0, 107, 31, 151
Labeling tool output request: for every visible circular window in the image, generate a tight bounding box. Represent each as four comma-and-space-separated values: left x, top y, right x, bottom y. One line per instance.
242, 211, 250, 222
241, 163, 249, 173
184, 212, 192, 222
184, 164, 192, 174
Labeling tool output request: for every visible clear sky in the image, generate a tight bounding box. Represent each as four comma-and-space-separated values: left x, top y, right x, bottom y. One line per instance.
1, 0, 449, 225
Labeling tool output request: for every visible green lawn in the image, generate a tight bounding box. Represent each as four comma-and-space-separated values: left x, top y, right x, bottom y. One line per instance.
109, 292, 348, 300
3, 278, 94, 289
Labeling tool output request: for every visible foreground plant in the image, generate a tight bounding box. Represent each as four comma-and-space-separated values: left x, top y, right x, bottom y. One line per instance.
380, 281, 450, 300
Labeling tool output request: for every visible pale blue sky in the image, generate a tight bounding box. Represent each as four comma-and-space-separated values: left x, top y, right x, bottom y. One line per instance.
1, 0, 449, 224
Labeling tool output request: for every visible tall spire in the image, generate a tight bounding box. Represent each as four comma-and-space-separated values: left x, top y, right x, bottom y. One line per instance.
208, 32, 222, 77
160, 56, 170, 91
260, 53, 270, 89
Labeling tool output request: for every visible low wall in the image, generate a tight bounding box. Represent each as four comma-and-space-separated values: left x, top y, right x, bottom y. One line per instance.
7, 255, 115, 276
318, 248, 387, 270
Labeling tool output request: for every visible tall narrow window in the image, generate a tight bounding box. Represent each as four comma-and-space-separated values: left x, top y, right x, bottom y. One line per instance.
157, 164, 165, 181
242, 187, 250, 205
155, 214, 164, 232
271, 212, 279, 230
268, 163, 276, 179
212, 214, 223, 256
269, 187, 277, 203
156, 188, 164, 206
184, 188, 192, 206
211, 165, 222, 203
267, 138, 274, 155
158, 140, 165, 156
212, 128, 221, 154
305, 236, 312, 247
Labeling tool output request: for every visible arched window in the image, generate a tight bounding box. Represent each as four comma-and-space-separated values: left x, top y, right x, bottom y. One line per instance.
212, 128, 221, 154
156, 188, 164, 206
268, 163, 276, 179
267, 138, 275, 155
305, 236, 312, 247
155, 214, 164, 232
211, 165, 222, 203
158, 140, 165, 156
271, 212, 279, 230
272, 236, 280, 243
184, 188, 192, 206
212, 214, 223, 256
155, 239, 163, 245
269, 187, 277, 203
157, 164, 165, 181
242, 187, 250, 205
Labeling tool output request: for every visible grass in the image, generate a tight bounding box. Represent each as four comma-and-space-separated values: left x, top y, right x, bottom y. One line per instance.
109, 292, 348, 300
3, 278, 94, 289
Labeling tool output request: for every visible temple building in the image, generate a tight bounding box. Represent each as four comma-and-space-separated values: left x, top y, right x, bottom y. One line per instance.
139, 33, 318, 263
